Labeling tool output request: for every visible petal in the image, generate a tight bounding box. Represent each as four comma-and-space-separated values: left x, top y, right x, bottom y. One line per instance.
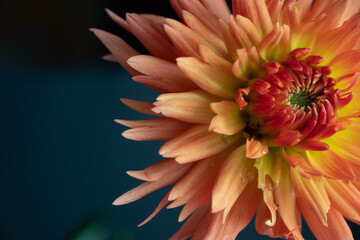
291, 168, 330, 226
113, 162, 191, 205
298, 203, 354, 240
177, 56, 243, 98
200, 0, 231, 21
120, 98, 160, 117
232, 47, 260, 80
182, 11, 228, 59
90, 29, 140, 75
137, 192, 170, 226
215, 180, 262, 240
229, 15, 262, 49
120, 118, 192, 141
160, 125, 240, 163
268, 130, 300, 147
127, 55, 197, 91
126, 158, 181, 182
209, 101, 246, 135
254, 152, 282, 190
153, 90, 219, 124
105, 9, 130, 31
132, 75, 181, 93
232, 0, 273, 36
126, 13, 178, 61
324, 178, 360, 222
274, 164, 303, 240
171, 0, 221, 35
169, 201, 210, 240
259, 23, 290, 61
212, 145, 254, 218
306, 150, 355, 182
329, 50, 360, 79
246, 138, 269, 159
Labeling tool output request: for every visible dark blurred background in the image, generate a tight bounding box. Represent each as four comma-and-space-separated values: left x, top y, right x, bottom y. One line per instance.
0, 0, 359, 239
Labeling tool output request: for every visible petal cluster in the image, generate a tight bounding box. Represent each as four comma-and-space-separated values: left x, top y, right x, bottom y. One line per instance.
93, 0, 360, 239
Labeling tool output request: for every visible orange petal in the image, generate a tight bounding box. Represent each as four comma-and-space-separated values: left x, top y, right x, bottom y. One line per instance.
298, 203, 354, 240
171, 0, 221, 35
268, 130, 300, 147
290, 168, 330, 226
120, 118, 191, 141
215, 180, 262, 240
306, 150, 355, 182
232, 0, 273, 36
127, 55, 197, 91
229, 15, 262, 49
101, 53, 117, 62
120, 98, 160, 117
153, 90, 218, 124
159, 125, 239, 163
182, 11, 228, 59
177, 56, 242, 98
324, 178, 360, 222
219, 18, 241, 60
126, 13, 178, 61
232, 47, 260, 80
259, 23, 290, 61
246, 138, 269, 159
137, 192, 170, 226
274, 163, 303, 240
169, 201, 210, 240
105, 8, 129, 31
132, 75, 179, 93
90, 29, 140, 75
330, 50, 360, 79
200, 0, 231, 21
113, 163, 191, 205
126, 158, 182, 182
209, 101, 246, 135
212, 145, 254, 217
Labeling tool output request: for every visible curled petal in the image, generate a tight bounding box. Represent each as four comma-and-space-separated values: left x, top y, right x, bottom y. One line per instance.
209, 101, 246, 135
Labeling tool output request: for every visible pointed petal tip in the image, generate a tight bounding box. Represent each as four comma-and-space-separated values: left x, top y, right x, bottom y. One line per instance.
112, 197, 123, 206
89, 28, 97, 33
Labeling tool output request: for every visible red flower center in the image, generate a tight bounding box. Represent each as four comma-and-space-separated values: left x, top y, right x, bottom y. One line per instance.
238, 48, 354, 149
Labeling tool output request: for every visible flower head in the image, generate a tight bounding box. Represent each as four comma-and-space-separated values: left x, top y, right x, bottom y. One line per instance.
93, 0, 360, 239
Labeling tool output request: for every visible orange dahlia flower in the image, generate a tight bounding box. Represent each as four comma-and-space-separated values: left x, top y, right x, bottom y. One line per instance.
92, 0, 360, 239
